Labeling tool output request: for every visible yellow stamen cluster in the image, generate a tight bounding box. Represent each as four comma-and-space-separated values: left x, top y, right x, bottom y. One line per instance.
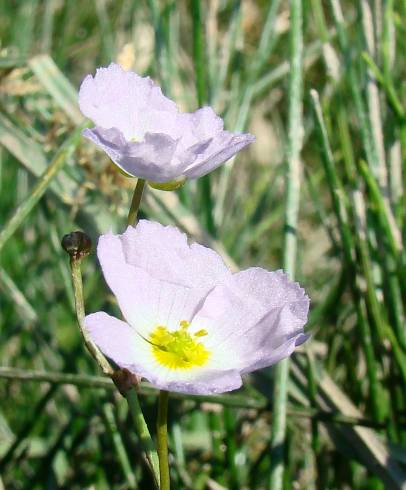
149, 320, 210, 369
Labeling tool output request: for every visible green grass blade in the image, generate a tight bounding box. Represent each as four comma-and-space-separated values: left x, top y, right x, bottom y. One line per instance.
29, 54, 83, 124
102, 402, 137, 489
0, 267, 38, 324
0, 123, 86, 254
269, 0, 304, 488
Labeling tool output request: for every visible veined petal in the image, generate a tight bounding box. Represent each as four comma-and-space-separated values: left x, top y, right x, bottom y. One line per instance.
83, 127, 183, 181
120, 220, 231, 289
79, 63, 177, 141
139, 366, 242, 395
82, 127, 128, 171
191, 268, 309, 371
183, 132, 256, 179
240, 332, 309, 374
85, 312, 144, 365
97, 232, 209, 334
177, 107, 224, 149
118, 133, 181, 182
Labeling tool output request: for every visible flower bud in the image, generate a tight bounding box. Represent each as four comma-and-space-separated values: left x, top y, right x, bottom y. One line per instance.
61, 231, 92, 260
112, 368, 141, 396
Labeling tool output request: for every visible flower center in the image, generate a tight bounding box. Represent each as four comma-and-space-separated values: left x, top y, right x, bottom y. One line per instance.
149, 320, 210, 370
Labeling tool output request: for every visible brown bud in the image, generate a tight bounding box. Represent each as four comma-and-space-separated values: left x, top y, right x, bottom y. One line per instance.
61, 231, 92, 260
112, 368, 141, 396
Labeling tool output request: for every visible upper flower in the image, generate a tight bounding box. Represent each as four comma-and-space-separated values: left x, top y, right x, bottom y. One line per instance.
84, 220, 310, 395
78, 63, 255, 183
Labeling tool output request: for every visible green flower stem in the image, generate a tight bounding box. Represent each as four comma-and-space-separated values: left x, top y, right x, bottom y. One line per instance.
127, 178, 146, 226
157, 390, 170, 490
69, 256, 113, 376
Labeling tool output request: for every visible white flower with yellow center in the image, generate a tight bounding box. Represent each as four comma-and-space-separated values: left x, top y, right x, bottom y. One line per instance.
84, 221, 309, 395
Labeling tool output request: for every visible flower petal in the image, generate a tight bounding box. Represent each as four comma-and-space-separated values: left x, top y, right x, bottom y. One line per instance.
178, 107, 224, 148
183, 131, 256, 179
137, 365, 242, 395
79, 63, 176, 141
85, 312, 144, 365
97, 231, 212, 334
191, 268, 309, 372
120, 220, 231, 289
82, 126, 128, 169
83, 127, 184, 181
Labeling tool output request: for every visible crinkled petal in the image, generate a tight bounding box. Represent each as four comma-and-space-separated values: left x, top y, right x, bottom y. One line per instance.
139, 366, 242, 395
97, 232, 211, 334
83, 127, 185, 181
119, 220, 231, 288
183, 131, 256, 179
178, 107, 224, 148
79, 63, 177, 141
236, 316, 309, 374
191, 268, 309, 371
85, 311, 242, 394
118, 132, 181, 182
82, 127, 128, 171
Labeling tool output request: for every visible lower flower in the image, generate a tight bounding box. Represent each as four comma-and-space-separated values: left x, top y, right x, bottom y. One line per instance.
84, 220, 310, 395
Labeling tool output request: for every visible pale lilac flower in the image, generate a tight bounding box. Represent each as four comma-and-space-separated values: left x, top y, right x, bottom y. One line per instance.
78, 63, 255, 184
84, 221, 309, 395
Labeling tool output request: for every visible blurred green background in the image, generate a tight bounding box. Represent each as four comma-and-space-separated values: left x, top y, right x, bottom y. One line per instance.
1, 0, 406, 488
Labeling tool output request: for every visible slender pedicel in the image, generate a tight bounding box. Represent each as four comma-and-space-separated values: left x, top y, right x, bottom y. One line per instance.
157, 391, 170, 490
61, 231, 113, 376
127, 178, 146, 226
